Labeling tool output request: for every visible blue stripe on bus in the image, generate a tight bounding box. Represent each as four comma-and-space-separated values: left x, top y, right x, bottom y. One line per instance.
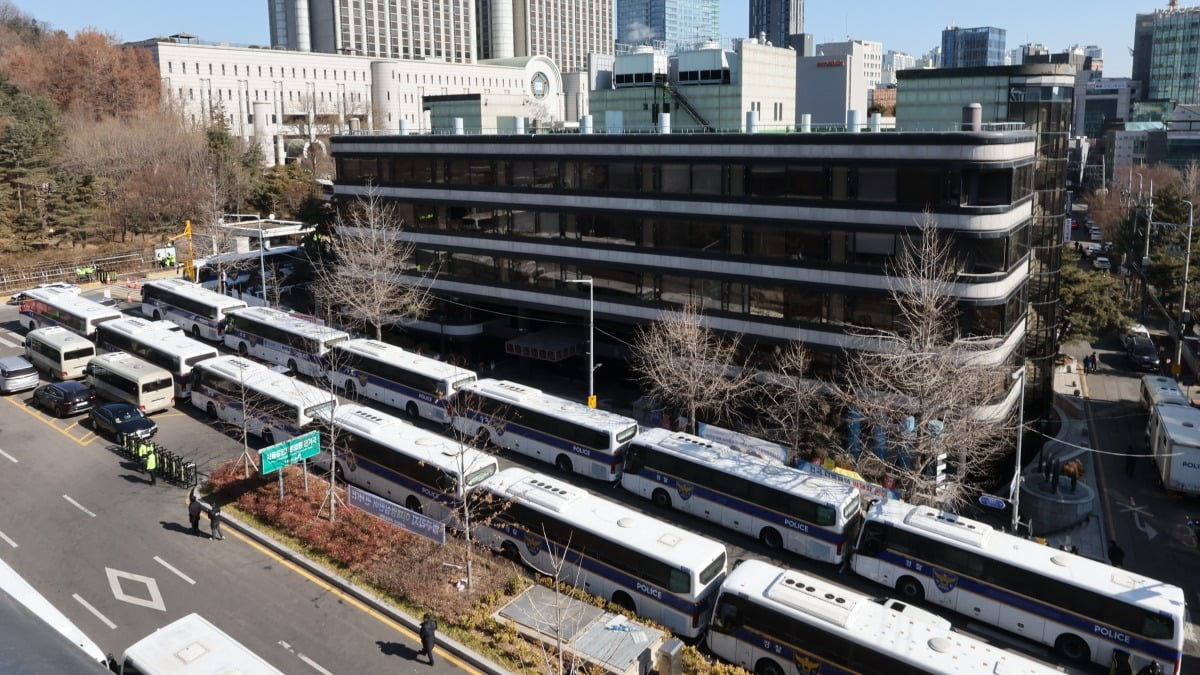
465, 411, 621, 469
873, 550, 1180, 663
627, 468, 847, 546
96, 338, 191, 391
20, 310, 88, 338
492, 521, 711, 618
144, 299, 218, 330
194, 387, 304, 437
724, 626, 855, 675
350, 455, 463, 510
333, 366, 448, 410
226, 330, 324, 364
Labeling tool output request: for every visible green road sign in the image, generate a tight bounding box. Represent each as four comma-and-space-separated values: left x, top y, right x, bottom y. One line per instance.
259, 430, 321, 475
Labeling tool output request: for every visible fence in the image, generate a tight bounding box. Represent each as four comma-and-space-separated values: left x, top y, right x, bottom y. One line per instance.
0, 248, 152, 293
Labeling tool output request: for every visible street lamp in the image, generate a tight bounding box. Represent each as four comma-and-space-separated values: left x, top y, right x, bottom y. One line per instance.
565, 278, 596, 408
1175, 200, 1194, 372
1010, 365, 1027, 533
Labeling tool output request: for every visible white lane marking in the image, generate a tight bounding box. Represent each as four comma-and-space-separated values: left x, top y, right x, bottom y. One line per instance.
73, 593, 117, 629
106, 567, 165, 611
0, 448, 17, 463
0, 335, 17, 349
63, 495, 96, 518
279, 641, 334, 675
154, 556, 195, 585
0, 530, 15, 548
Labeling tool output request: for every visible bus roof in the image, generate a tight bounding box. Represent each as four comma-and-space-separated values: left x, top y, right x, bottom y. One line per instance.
24, 287, 122, 320
197, 355, 332, 407
336, 339, 477, 381
634, 427, 859, 506
90, 352, 173, 379
1153, 403, 1200, 445
228, 306, 349, 342
333, 404, 496, 475
461, 379, 637, 434
0, 555, 107, 669
483, 467, 727, 567
722, 559, 1061, 673
868, 500, 1186, 618
144, 278, 249, 311
122, 613, 283, 674
151, 331, 220, 361
27, 325, 94, 347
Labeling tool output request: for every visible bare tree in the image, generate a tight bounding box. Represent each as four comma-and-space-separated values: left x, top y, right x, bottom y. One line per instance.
745, 341, 838, 463
629, 297, 754, 434
836, 215, 1011, 510
312, 183, 433, 340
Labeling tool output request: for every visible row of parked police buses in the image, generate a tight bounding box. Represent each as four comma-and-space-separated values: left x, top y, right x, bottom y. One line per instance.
14, 279, 1186, 675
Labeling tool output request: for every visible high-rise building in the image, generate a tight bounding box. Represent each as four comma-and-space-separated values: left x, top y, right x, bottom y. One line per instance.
616, 0, 719, 54
477, 0, 612, 73
268, 0, 477, 62
749, 0, 803, 48
940, 26, 1006, 68
1133, 5, 1200, 104
817, 40, 883, 91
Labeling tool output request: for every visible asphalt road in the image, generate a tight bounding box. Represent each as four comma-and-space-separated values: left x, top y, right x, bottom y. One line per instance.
0, 297, 475, 673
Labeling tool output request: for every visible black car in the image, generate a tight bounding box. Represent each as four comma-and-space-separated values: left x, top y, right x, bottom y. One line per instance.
1127, 336, 1161, 372
33, 381, 95, 417
89, 402, 157, 440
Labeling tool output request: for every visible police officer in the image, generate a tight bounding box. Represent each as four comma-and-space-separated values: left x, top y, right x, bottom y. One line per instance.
138, 441, 156, 485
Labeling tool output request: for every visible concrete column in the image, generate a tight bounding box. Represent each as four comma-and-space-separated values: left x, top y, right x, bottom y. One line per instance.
847, 109, 860, 133
869, 112, 881, 132
800, 113, 811, 133
453, 118, 464, 135
658, 112, 671, 134
399, 119, 411, 135
962, 102, 983, 131
746, 110, 760, 133
580, 115, 593, 134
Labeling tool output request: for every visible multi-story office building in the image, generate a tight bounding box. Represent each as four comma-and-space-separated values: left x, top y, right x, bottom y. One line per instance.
616, 0, 719, 54
749, 0, 803, 48
940, 26, 1007, 68
268, 0, 477, 63
898, 63, 1075, 409
330, 128, 1034, 423
476, 0, 613, 73
1134, 5, 1200, 105
818, 40, 884, 91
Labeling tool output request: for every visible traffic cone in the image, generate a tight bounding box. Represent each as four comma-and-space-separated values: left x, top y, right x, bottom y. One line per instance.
126, 292, 132, 304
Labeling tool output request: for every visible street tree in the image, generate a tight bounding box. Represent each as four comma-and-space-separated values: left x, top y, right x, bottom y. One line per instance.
1058, 251, 1131, 342
311, 183, 433, 340
835, 216, 1012, 510
629, 297, 755, 435
744, 341, 838, 463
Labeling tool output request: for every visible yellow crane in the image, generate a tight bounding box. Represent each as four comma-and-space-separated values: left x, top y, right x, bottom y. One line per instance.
168, 220, 196, 282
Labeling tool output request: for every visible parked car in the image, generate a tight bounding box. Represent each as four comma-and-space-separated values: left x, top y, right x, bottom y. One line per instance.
33, 381, 95, 417
1090, 226, 1104, 241
1127, 336, 1161, 372
88, 402, 157, 440
0, 356, 38, 394
1124, 324, 1152, 348
1092, 256, 1112, 270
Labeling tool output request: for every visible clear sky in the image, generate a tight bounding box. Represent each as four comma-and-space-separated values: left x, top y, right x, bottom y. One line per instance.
10, 0, 1172, 79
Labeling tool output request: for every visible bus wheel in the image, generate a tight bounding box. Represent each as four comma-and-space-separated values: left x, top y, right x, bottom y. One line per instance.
759, 527, 783, 551
611, 591, 636, 615
405, 402, 419, 419
754, 658, 785, 675
500, 540, 521, 563
343, 381, 358, 400
651, 488, 672, 510
286, 359, 298, 375
555, 455, 573, 475
262, 429, 275, 445
191, 325, 201, 339
1054, 634, 1090, 663
205, 403, 217, 420
896, 576, 924, 603
27, 321, 36, 332
152, 310, 161, 320
238, 342, 248, 356
405, 496, 423, 514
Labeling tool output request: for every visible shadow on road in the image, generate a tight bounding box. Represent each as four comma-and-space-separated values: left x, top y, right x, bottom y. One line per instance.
376, 640, 420, 661
158, 521, 194, 536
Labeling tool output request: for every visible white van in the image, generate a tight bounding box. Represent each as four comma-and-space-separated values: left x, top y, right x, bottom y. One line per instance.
25, 326, 96, 380
85, 352, 174, 413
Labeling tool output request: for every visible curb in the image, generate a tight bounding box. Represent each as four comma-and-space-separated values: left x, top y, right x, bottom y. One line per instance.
191, 493, 506, 675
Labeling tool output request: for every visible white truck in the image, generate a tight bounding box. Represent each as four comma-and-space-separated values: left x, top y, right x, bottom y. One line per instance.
1148, 403, 1200, 494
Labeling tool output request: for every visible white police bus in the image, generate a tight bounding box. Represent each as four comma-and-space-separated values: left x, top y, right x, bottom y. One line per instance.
20, 287, 121, 339
120, 613, 283, 674
96, 317, 218, 399
709, 559, 1062, 675
451, 379, 638, 481
474, 467, 727, 638
331, 339, 476, 422
317, 404, 498, 523
140, 278, 247, 340
622, 428, 861, 563
190, 355, 336, 444
223, 306, 348, 379
86, 352, 175, 413
852, 499, 1186, 673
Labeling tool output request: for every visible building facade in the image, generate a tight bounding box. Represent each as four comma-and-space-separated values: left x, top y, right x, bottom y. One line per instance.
1144, 5, 1200, 104
818, 40, 884, 92
796, 50, 871, 127
477, 0, 613, 73
615, 0, 719, 54
940, 26, 1007, 68
268, 0, 478, 62
897, 63, 1075, 409
749, 0, 803, 48
331, 130, 1034, 401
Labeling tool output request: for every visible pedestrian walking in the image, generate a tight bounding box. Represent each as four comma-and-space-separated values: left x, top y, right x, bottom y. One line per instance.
417, 613, 438, 665
188, 497, 203, 536
143, 445, 157, 485
1125, 445, 1137, 477
1108, 539, 1126, 568
209, 504, 224, 541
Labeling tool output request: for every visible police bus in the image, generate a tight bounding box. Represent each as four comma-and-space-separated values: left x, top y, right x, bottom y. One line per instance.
19, 287, 121, 339
474, 467, 727, 638
317, 404, 498, 523
451, 379, 638, 481
96, 317, 218, 399
709, 559, 1062, 675
140, 278, 248, 340
190, 355, 336, 444
24, 326, 95, 380
622, 428, 861, 563
119, 613, 283, 674
85, 352, 175, 413
331, 339, 476, 422
852, 499, 1186, 673
223, 306, 348, 379
1139, 375, 1189, 411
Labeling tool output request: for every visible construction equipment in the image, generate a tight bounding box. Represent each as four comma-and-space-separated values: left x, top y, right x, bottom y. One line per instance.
168, 220, 197, 282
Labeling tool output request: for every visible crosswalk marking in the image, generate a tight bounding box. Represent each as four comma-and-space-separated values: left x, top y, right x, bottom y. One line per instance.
0, 334, 19, 349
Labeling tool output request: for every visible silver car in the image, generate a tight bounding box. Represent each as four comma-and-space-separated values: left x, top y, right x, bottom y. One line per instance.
0, 356, 39, 394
